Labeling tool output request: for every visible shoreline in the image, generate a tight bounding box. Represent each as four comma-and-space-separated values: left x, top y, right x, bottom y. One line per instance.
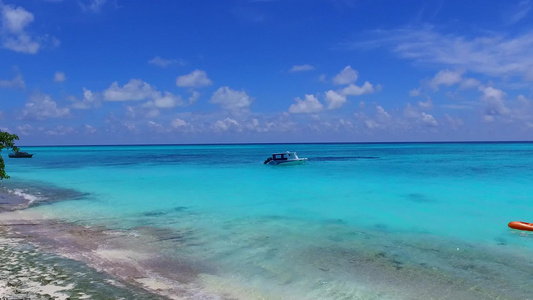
0, 188, 166, 299
0, 188, 216, 300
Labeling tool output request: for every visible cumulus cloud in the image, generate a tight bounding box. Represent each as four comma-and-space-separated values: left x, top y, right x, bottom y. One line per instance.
429, 69, 464, 90
0, 73, 25, 89
71, 88, 100, 109
479, 86, 510, 121
420, 112, 438, 127
22, 93, 70, 120
54, 71, 66, 83
289, 64, 315, 72
85, 124, 96, 134
0, 3, 40, 54
404, 103, 438, 127
104, 79, 160, 101
324, 90, 346, 110
333, 66, 358, 85
188, 91, 200, 104
288, 94, 324, 114
341, 81, 375, 96
148, 56, 185, 67
418, 98, 433, 109
176, 70, 212, 88
142, 92, 185, 109
210, 86, 253, 113
212, 118, 241, 132
103, 79, 185, 110
445, 114, 464, 130
171, 118, 191, 129
362, 105, 392, 129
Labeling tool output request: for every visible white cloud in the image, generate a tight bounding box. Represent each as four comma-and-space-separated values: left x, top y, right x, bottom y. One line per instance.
143, 92, 185, 109
71, 88, 100, 109
324, 90, 347, 110
212, 118, 241, 132
288, 94, 324, 114
188, 91, 200, 104
54, 71, 66, 83
176, 70, 212, 88
429, 69, 464, 90
505, 0, 531, 24
445, 114, 464, 130
341, 81, 375, 96
0, 74, 25, 89
362, 106, 392, 130
16, 124, 32, 135
170, 118, 195, 132
479, 86, 510, 120
85, 124, 96, 134
210, 86, 253, 113
1, 3, 40, 54
421, 112, 438, 127
22, 93, 70, 120
171, 118, 187, 128
148, 56, 185, 67
2, 4, 33, 33
147, 120, 165, 132
360, 26, 533, 81
409, 88, 421, 97
289, 64, 315, 72
418, 98, 433, 109
45, 125, 75, 136
79, 0, 107, 13
103, 79, 160, 101
333, 65, 358, 85
403, 103, 438, 127
460, 78, 481, 89
376, 105, 390, 120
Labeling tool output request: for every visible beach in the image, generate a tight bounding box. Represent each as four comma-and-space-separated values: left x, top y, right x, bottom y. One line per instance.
1, 143, 533, 299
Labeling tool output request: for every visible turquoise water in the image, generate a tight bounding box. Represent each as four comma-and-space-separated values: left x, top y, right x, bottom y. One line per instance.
2, 143, 533, 298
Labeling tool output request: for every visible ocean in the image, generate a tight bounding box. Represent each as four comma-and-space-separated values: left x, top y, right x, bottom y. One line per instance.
1, 143, 532, 299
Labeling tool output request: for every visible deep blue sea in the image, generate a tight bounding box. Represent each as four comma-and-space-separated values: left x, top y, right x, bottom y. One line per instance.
2, 143, 533, 299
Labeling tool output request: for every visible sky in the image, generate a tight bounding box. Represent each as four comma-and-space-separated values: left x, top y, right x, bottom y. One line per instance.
1, 0, 533, 145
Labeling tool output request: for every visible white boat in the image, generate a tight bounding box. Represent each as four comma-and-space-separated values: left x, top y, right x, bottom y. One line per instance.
264, 151, 307, 165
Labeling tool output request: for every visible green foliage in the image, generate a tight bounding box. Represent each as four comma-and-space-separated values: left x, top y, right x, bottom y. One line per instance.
0, 130, 20, 180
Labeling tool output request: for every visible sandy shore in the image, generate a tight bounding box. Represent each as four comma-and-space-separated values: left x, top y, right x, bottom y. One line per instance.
0, 187, 223, 299
0, 189, 169, 299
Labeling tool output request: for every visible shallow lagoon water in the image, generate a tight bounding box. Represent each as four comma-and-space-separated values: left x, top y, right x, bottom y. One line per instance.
2, 143, 533, 299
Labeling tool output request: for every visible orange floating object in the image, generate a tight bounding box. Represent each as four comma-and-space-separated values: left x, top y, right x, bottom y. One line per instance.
508, 221, 533, 232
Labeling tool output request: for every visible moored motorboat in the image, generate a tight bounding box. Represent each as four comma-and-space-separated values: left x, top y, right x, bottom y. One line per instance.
264, 151, 307, 165
508, 221, 533, 232
8, 151, 33, 158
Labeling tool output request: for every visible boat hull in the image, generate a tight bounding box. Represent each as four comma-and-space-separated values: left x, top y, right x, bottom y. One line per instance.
267, 158, 307, 165
8, 153, 33, 158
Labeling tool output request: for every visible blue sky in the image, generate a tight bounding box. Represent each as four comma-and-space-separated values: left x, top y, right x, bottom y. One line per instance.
1, 0, 533, 145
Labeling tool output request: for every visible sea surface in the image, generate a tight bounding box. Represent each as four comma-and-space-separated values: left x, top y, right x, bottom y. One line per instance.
1, 143, 533, 299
